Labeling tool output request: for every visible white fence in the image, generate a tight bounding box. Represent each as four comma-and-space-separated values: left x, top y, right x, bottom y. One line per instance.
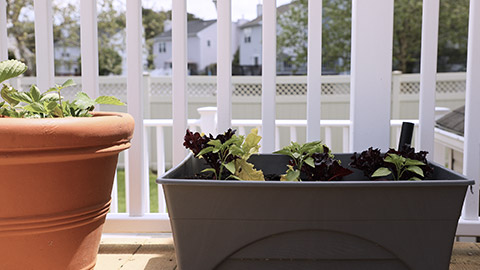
10, 73, 466, 168
11, 72, 467, 121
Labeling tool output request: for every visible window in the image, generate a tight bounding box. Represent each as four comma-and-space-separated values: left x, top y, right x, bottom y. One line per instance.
243, 28, 252, 44
207, 40, 211, 47
159, 42, 166, 53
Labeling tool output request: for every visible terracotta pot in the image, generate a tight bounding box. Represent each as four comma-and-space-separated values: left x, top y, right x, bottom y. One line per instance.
0, 112, 134, 270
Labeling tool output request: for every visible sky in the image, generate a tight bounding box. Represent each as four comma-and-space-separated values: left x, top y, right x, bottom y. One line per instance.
142, 0, 293, 21
50, 0, 294, 22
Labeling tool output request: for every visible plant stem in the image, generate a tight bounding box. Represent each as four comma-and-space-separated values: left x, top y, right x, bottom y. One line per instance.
57, 90, 64, 117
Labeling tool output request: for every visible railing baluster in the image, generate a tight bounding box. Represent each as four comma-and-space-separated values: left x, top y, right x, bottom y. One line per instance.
110, 171, 119, 213
0, 0, 7, 61
80, 0, 100, 99
261, 0, 277, 153
418, 0, 440, 154
34, 0, 55, 90
342, 127, 349, 153
275, 127, 280, 150
156, 127, 166, 175
306, 0, 322, 141
325, 127, 332, 149
143, 127, 150, 213
156, 126, 166, 214
217, 0, 232, 132
239, 126, 246, 136
290, 127, 297, 143
172, 0, 188, 166
126, 0, 145, 216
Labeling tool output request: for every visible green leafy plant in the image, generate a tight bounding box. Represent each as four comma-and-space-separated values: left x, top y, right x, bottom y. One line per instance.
184, 128, 264, 181
371, 153, 425, 181
350, 146, 433, 181
274, 141, 352, 181
0, 59, 124, 118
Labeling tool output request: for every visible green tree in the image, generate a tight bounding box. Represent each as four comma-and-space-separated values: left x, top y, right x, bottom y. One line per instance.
437, 0, 469, 72
278, 0, 351, 74
277, 0, 470, 74
6, 0, 35, 75
393, 0, 422, 72
98, 47, 122, 75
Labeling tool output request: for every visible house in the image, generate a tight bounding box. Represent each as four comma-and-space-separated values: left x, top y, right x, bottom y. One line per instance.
54, 40, 81, 76
239, 3, 348, 75
54, 29, 148, 76
435, 106, 465, 173
151, 19, 241, 75
238, 3, 305, 75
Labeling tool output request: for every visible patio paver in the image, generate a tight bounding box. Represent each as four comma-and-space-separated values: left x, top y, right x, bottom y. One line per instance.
94, 235, 480, 270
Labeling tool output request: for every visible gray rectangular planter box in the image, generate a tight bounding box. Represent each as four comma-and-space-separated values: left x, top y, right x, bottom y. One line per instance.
158, 154, 474, 270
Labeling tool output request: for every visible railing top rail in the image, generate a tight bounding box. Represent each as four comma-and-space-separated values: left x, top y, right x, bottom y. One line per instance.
143, 119, 419, 128
143, 119, 200, 127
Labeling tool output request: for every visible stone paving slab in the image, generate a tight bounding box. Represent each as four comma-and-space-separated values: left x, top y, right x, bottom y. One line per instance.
94, 236, 176, 270
94, 235, 480, 270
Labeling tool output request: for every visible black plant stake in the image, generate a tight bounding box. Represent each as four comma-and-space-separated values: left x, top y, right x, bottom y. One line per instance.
398, 122, 415, 150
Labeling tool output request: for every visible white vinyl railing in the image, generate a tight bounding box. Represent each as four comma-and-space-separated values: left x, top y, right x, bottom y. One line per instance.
104, 114, 477, 235
1, 0, 479, 236
105, 117, 419, 229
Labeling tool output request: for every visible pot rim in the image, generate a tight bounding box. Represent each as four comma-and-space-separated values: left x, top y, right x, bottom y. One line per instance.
0, 112, 134, 164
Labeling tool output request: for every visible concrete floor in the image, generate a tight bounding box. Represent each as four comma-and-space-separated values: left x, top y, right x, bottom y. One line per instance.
94, 235, 480, 270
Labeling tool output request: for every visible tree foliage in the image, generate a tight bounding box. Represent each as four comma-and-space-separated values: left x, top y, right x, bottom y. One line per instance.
6, 0, 35, 75
278, 0, 351, 74
6, 0, 200, 75
98, 47, 123, 75
277, 0, 470, 74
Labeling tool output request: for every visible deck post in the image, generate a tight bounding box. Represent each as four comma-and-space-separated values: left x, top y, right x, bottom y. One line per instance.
349, 0, 394, 152
462, 0, 480, 221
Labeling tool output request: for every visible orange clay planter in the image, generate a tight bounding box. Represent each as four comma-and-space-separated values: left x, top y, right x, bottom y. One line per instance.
0, 112, 134, 270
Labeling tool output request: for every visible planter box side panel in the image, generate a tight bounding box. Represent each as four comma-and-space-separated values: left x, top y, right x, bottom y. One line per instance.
160, 154, 472, 270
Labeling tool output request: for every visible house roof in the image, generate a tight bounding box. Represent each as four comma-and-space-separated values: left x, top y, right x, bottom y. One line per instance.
155, 20, 216, 40
240, 3, 294, 29
436, 106, 465, 136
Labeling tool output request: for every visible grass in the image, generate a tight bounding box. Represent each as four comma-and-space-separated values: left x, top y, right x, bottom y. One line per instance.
115, 169, 160, 213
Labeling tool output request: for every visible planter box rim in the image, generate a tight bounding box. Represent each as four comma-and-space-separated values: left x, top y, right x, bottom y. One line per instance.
158, 178, 474, 187
158, 153, 474, 187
